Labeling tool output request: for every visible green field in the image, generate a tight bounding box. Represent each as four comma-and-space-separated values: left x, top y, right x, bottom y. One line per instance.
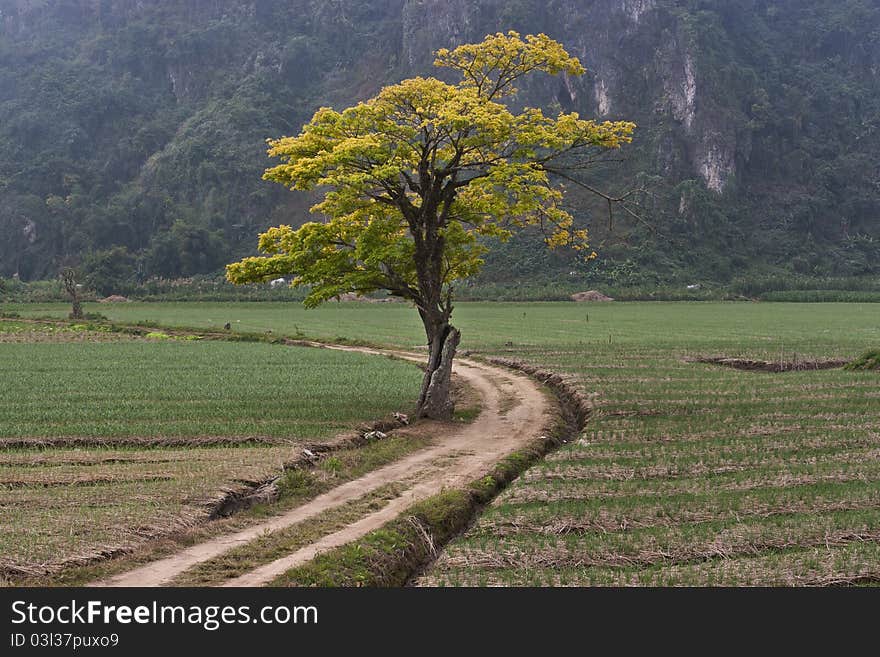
2, 301, 879, 585
414, 303, 879, 586
8, 300, 880, 354
0, 319, 421, 577
420, 351, 880, 585
0, 323, 420, 439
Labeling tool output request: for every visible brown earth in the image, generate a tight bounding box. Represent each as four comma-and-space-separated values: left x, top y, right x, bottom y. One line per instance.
333, 292, 402, 302
570, 290, 614, 302
691, 356, 848, 372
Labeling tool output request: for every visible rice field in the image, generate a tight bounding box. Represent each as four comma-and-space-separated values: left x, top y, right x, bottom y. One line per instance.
0, 319, 421, 576
3, 301, 879, 585
413, 304, 880, 586
7, 300, 878, 355
0, 322, 420, 439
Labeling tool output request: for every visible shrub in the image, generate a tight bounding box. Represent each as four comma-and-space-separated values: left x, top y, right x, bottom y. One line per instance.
845, 350, 880, 371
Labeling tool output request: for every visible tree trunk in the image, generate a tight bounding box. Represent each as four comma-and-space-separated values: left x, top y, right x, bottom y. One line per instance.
69, 298, 83, 320
416, 321, 461, 420
61, 269, 83, 320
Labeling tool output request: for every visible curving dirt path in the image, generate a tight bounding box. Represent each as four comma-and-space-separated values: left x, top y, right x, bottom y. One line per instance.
92, 345, 552, 587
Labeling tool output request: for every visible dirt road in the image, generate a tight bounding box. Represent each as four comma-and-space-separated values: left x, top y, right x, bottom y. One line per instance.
93, 346, 551, 587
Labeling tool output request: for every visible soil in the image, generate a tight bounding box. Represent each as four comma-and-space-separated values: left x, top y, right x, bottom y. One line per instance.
333, 292, 402, 302
92, 346, 552, 587
691, 356, 848, 372
570, 290, 614, 302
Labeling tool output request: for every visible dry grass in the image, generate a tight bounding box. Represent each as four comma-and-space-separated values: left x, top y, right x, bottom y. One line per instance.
419, 540, 880, 587
437, 520, 880, 572
1, 431, 433, 585
0, 444, 300, 573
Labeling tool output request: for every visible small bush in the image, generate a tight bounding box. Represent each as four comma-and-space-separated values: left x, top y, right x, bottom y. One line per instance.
845, 350, 880, 371
277, 470, 317, 499
321, 457, 342, 474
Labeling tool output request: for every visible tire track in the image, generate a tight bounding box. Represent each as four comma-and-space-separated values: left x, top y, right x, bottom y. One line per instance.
92, 346, 551, 587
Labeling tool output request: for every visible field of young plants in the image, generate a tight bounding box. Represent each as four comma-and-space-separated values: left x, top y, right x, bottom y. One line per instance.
2, 301, 878, 585
0, 318, 421, 578
416, 305, 880, 586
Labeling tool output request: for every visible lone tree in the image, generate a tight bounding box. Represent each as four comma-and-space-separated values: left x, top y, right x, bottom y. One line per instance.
60, 267, 84, 320
227, 32, 635, 419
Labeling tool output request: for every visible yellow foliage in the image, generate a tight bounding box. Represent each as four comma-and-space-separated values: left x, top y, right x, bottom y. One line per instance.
228, 31, 635, 308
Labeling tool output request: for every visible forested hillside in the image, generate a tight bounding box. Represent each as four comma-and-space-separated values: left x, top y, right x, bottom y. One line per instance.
1, 0, 878, 290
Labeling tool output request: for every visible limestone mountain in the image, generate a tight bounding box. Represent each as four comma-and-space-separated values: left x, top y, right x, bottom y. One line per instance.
1, 0, 878, 287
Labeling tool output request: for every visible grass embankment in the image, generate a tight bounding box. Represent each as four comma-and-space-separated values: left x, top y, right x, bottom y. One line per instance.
268, 442, 567, 587
845, 350, 880, 371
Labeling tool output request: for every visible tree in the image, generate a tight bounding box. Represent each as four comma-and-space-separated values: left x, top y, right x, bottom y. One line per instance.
82, 246, 137, 296
60, 268, 84, 320
227, 32, 635, 419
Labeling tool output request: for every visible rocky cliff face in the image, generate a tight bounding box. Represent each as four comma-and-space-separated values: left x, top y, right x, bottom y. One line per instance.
1, 0, 878, 283
398, 0, 735, 192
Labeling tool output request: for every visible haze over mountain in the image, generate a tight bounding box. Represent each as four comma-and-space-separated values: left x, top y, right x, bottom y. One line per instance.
1, 0, 878, 288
